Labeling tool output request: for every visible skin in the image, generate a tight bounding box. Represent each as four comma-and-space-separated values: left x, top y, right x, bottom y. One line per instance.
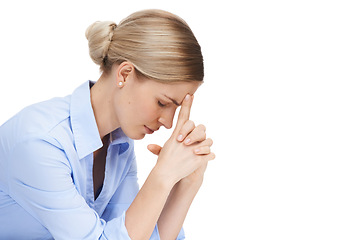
91, 62, 200, 140
90, 61, 215, 240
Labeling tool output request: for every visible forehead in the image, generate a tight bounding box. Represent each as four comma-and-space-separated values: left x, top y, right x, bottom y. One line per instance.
143, 79, 201, 99
161, 81, 200, 93
162, 82, 200, 104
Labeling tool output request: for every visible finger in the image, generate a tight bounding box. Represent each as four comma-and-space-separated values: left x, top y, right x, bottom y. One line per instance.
194, 145, 211, 155
183, 124, 206, 145
193, 138, 213, 154
173, 94, 193, 135
147, 144, 162, 156
195, 138, 213, 148
177, 120, 195, 142
203, 152, 216, 161
195, 152, 216, 164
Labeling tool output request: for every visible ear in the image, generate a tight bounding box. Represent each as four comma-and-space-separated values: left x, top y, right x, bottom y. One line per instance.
115, 61, 135, 86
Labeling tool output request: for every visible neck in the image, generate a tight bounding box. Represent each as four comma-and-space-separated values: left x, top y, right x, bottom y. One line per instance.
90, 75, 119, 139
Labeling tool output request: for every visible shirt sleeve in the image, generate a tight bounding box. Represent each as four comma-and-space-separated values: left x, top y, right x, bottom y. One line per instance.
8, 136, 130, 240
101, 155, 163, 239
101, 156, 186, 240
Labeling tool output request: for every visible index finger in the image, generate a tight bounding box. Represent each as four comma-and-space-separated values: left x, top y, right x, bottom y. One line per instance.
173, 94, 193, 134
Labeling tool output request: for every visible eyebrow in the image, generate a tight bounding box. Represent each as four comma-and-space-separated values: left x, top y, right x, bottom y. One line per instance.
164, 95, 181, 106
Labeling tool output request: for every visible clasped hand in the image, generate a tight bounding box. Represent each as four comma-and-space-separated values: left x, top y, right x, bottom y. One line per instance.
148, 94, 215, 186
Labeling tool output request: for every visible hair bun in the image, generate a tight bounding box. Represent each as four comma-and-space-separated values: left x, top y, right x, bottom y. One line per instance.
85, 21, 117, 65
84, 10, 204, 82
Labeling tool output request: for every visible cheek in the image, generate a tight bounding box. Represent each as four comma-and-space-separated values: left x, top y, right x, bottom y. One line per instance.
131, 99, 159, 123
142, 103, 160, 121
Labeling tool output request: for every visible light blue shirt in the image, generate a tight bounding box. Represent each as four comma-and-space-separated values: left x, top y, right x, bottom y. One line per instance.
0, 81, 185, 240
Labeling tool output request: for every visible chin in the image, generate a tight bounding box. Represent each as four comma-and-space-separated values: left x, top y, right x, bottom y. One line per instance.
132, 134, 146, 140
122, 128, 145, 140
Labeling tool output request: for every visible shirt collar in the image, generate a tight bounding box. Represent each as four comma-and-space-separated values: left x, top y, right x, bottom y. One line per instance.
110, 127, 132, 154
70, 81, 102, 159
70, 81, 132, 159
110, 127, 131, 145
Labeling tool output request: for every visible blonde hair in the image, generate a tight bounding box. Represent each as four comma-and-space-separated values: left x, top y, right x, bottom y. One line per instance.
85, 9, 204, 83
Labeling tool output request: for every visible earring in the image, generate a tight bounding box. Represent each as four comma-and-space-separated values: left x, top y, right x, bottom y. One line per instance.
118, 82, 123, 86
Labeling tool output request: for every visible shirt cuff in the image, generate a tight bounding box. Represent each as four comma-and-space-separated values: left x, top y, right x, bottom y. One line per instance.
176, 227, 186, 240
101, 211, 185, 240
100, 211, 131, 240
150, 224, 186, 240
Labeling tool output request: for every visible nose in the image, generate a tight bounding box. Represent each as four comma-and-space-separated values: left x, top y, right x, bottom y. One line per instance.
158, 110, 175, 129
158, 117, 172, 129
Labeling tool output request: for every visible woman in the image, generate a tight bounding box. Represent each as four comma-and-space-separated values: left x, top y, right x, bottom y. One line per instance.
0, 9, 215, 240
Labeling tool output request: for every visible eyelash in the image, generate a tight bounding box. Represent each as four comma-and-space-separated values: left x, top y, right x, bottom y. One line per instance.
158, 101, 167, 107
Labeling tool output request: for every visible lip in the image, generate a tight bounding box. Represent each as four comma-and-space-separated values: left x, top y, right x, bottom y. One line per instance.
144, 125, 155, 134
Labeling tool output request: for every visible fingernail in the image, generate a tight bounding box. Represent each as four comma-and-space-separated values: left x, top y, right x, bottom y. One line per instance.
194, 149, 200, 154
177, 135, 183, 141
185, 94, 191, 101
185, 138, 191, 145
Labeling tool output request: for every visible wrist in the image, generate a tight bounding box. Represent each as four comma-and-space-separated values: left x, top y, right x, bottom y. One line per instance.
174, 178, 203, 195
178, 176, 203, 191
150, 164, 178, 190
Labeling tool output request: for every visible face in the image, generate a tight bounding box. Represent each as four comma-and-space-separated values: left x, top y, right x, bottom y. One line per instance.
113, 65, 201, 140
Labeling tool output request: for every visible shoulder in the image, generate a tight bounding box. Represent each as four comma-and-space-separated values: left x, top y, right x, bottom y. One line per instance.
1, 95, 72, 146
20, 95, 72, 133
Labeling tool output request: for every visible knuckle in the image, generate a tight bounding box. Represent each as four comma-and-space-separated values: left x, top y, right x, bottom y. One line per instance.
182, 120, 195, 130
202, 132, 207, 140
194, 125, 206, 137
204, 146, 211, 154
193, 131, 206, 142
198, 124, 206, 132
195, 146, 209, 154
188, 120, 195, 128
181, 121, 193, 131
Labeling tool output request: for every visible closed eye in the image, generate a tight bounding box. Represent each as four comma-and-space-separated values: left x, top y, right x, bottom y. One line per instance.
158, 100, 167, 107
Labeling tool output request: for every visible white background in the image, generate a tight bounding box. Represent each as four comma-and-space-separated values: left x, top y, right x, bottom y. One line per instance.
1, 0, 360, 239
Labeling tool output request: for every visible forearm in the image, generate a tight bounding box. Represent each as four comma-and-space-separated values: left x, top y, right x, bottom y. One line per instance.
125, 167, 174, 240
157, 178, 203, 240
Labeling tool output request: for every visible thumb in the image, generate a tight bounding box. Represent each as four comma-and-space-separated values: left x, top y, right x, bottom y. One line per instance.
147, 144, 162, 156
